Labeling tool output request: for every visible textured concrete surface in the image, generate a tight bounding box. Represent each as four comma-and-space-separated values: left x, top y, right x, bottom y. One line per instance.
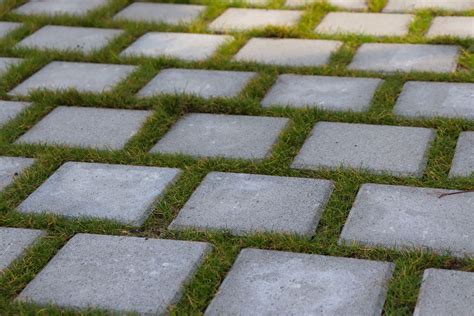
206, 249, 394, 315
0, 22, 22, 38
315, 12, 413, 37
292, 122, 435, 177
169, 172, 334, 236
0, 57, 22, 75
13, 0, 108, 16
426, 16, 474, 39
261, 74, 382, 111
137, 68, 256, 99
286, 0, 368, 9
16, 25, 123, 53
18, 162, 181, 225
0, 100, 31, 127
113, 3, 205, 25
16, 106, 151, 150
8, 61, 136, 96
449, 132, 474, 178
120, 32, 232, 61
393, 81, 474, 120
0, 227, 44, 272
208, 8, 302, 32
348, 43, 459, 73
0, 156, 35, 191
17, 234, 211, 315
340, 183, 474, 257
414, 269, 474, 316
234, 38, 342, 66
151, 113, 289, 160
383, 0, 474, 12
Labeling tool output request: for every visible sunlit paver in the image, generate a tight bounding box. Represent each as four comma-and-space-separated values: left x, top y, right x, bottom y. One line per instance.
0, 156, 35, 191
13, 0, 108, 16
285, 0, 368, 9
0, 101, 31, 127
0, 227, 44, 272
0, 57, 22, 76
0, 22, 22, 38
383, 0, 474, 12
449, 132, 474, 178
426, 16, 474, 39
113, 3, 205, 25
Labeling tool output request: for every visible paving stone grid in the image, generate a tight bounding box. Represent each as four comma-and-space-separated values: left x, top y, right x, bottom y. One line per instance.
0, 0, 473, 315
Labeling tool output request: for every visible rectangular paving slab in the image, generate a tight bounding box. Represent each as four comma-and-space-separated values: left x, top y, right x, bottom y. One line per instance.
0, 57, 22, 76
0, 100, 31, 127
150, 113, 289, 160
206, 248, 394, 315
348, 43, 459, 73
292, 122, 435, 177
286, 0, 368, 9
383, 0, 474, 12
234, 38, 342, 67
0, 227, 44, 273
393, 81, 474, 120
8, 61, 136, 96
0, 22, 22, 38
426, 16, 474, 39
13, 0, 108, 16
17, 234, 211, 315
16, 25, 123, 54
169, 172, 333, 236
339, 183, 474, 257
137, 68, 256, 99
16, 106, 152, 150
261, 74, 382, 111
414, 269, 474, 316
449, 132, 474, 178
18, 162, 181, 225
0, 156, 35, 191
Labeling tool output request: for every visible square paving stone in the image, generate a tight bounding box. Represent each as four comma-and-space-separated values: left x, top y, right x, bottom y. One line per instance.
261, 74, 382, 111
315, 12, 414, 37
16, 106, 152, 150
169, 172, 333, 236
0, 100, 31, 127
206, 249, 394, 315
0, 227, 44, 273
0, 22, 22, 38
414, 269, 474, 316
17, 234, 211, 314
449, 132, 474, 178
0, 156, 35, 191
150, 113, 289, 160
383, 0, 474, 12
426, 16, 474, 39
0, 57, 22, 76
292, 122, 435, 177
13, 0, 108, 16
16, 26, 123, 54
113, 3, 205, 25
234, 38, 342, 67
138, 68, 256, 99
393, 81, 474, 120
286, 0, 368, 9
8, 62, 136, 96
17, 162, 181, 225
120, 32, 232, 61
339, 183, 474, 257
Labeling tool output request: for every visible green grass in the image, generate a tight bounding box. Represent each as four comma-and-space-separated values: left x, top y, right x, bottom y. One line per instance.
0, 0, 473, 315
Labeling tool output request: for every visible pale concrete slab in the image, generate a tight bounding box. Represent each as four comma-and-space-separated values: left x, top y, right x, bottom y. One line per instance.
137, 68, 256, 99
206, 249, 394, 315
340, 183, 474, 257
16, 106, 152, 150
0, 22, 22, 38
169, 172, 333, 236
286, 0, 368, 9
113, 3, 205, 25
426, 16, 474, 39
234, 38, 342, 67
150, 113, 289, 160
0, 57, 22, 76
449, 132, 474, 178
348, 43, 459, 73
0, 100, 31, 127
261, 74, 382, 111
17, 234, 211, 315
0, 227, 44, 272
8, 62, 136, 96
18, 162, 181, 225
0, 156, 35, 191
243, 0, 269, 5
383, 0, 474, 12
292, 122, 434, 177
13, 0, 108, 16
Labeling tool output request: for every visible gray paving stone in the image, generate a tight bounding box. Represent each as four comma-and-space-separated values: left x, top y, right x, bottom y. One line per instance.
286, 0, 368, 9
18, 162, 181, 225
0, 227, 44, 272
169, 172, 333, 236
393, 81, 474, 120
243, 0, 269, 5
17, 233, 211, 314
150, 113, 289, 160
0, 22, 22, 38
234, 38, 342, 67
0, 156, 35, 191
348, 43, 459, 73
0, 57, 22, 76
16, 106, 152, 150
261, 74, 382, 111
426, 16, 474, 39
16, 25, 123, 53
113, 3, 205, 25
315, 12, 414, 37
339, 183, 474, 257
414, 269, 474, 316
8, 62, 136, 96
13, 0, 108, 16
292, 122, 434, 177
449, 132, 474, 178
209, 8, 302, 32
206, 248, 394, 315
137, 68, 256, 99
383, 0, 474, 12
120, 32, 232, 61
0, 100, 31, 127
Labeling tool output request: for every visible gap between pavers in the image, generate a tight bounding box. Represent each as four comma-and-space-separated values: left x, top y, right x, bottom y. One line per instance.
0, 100, 31, 127
0, 22, 22, 39
13, 0, 109, 16
449, 132, 474, 178
0, 227, 44, 273
383, 0, 474, 12
0, 57, 22, 76
0, 156, 36, 191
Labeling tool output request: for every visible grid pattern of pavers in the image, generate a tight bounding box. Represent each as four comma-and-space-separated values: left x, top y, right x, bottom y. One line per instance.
0, 227, 44, 272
